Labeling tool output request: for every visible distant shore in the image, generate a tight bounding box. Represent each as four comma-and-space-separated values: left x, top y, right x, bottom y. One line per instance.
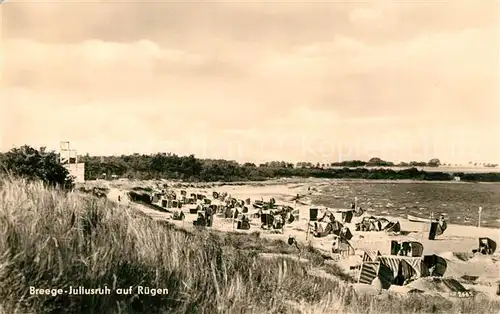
327, 166, 500, 173
96, 176, 500, 187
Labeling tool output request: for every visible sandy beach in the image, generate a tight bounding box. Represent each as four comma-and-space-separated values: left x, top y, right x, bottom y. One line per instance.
99, 179, 500, 299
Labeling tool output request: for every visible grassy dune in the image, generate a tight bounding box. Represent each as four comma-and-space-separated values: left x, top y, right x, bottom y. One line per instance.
0, 178, 499, 314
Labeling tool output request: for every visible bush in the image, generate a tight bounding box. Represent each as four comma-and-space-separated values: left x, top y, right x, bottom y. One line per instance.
0, 145, 74, 190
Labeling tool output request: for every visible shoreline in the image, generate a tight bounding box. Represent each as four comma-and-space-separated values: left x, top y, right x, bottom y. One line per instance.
88, 178, 500, 229
101, 176, 500, 187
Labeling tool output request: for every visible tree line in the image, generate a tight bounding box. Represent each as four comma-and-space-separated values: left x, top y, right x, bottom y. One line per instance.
1, 145, 500, 186
296, 157, 446, 168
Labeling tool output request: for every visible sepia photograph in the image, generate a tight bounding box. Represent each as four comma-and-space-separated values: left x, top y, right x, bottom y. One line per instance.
0, 0, 499, 313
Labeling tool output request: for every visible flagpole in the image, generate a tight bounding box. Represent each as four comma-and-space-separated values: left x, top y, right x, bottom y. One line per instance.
478, 207, 482, 228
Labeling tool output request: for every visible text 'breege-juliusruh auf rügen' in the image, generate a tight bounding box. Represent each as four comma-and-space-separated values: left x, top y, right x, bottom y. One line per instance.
30, 286, 169, 296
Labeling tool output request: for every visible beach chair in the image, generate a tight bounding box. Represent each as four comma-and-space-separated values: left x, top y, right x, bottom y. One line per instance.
234, 214, 250, 230
342, 210, 354, 223
311, 222, 331, 238
377, 256, 425, 286
215, 205, 225, 217
206, 207, 215, 227
357, 217, 376, 231
358, 261, 393, 289
363, 250, 381, 262
332, 235, 355, 258
172, 211, 185, 221
423, 254, 447, 277
339, 226, 353, 241
377, 218, 390, 229
193, 210, 207, 227
306, 208, 319, 240
253, 200, 264, 209
399, 242, 413, 256
260, 212, 274, 229
472, 237, 496, 255
436, 220, 447, 236
269, 198, 276, 207
408, 242, 424, 257
428, 222, 439, 240
390, 241, 400, 256
391, 241, 424, 257
222, 207, 232, 219
208, 204, 217, 213
272, 214, 284, 232
385, 221, 401, 234
152, 194, 161, 204
189, 204, 201, 215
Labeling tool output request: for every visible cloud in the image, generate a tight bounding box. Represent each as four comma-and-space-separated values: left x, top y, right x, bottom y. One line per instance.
1, 1, 499, 163
5, 1, 497, 45
349, 7, 383, 23
4, 38, 203, 92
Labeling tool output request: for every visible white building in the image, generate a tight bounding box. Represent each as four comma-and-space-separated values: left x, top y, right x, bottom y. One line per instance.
63, 163, 86, 183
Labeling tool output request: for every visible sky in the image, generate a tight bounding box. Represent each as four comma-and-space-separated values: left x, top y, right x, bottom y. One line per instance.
1, 0, 499, 164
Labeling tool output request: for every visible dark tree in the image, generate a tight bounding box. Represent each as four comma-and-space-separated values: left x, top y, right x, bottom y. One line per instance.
1, 145, 74, 189
59, 151, 500, 183
427, 158, 441, 167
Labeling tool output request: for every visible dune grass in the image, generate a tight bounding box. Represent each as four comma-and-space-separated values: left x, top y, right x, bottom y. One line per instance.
0, 178, 499, 314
